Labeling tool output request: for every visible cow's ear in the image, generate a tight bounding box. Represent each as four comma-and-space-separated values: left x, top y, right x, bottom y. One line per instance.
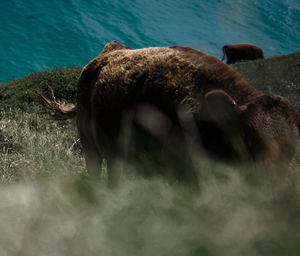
203, 89, 239, 125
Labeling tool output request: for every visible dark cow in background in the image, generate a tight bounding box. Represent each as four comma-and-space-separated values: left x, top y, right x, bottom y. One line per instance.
222, 43, 264, 64
36, 41, 299, 185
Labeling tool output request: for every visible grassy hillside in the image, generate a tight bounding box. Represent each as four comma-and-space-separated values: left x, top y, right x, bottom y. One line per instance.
1, 108, 299, 256
0, 53, 300, 255
0, 67, 81, 112
232, 52, 300, 111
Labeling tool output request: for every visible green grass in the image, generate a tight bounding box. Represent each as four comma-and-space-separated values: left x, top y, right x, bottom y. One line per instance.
1, 172, 299, 256
0, 67, 81, 112
0, 53, 300, 255
0, 110, 85, 183
0, 109, 300, 256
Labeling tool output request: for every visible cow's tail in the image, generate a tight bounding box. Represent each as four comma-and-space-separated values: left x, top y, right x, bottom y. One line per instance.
34, 88, 76, 120
221, 46, 226, 61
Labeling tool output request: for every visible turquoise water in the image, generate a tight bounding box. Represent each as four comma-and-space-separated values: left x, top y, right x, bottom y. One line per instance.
0, 0, 299, 83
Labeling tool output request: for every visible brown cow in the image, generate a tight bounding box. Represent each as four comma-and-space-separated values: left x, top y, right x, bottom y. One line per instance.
36, 41, 299, 185
222, 44, 264, 64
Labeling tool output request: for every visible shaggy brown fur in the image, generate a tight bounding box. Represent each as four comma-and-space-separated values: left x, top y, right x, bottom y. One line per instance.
222, 44, 264, 64
37, 41, 299, 185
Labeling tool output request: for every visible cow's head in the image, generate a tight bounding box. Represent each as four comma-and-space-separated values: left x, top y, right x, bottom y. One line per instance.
199, 90, 300, 165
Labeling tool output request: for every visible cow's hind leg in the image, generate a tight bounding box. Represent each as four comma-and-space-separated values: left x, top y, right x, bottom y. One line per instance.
84, 145, 103, 177
106, 157, 122, 188
77, 122, 103, 177
84, 140, 121, 188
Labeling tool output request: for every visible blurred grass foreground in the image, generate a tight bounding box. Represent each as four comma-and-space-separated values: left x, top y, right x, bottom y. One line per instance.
0, 53, 300, 255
